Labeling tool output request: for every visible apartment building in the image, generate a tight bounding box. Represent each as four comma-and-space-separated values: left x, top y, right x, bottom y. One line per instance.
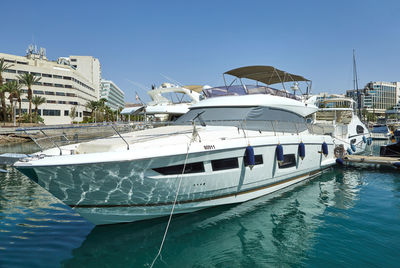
100, 79, 125, 110
0, 48, 101, 124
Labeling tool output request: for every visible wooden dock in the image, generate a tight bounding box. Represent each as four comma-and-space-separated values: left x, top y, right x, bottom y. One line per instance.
342, 155, 400, 168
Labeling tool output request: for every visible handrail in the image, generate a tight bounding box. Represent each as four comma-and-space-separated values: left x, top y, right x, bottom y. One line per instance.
40, 130, 63, 155
111, 125, 130, 150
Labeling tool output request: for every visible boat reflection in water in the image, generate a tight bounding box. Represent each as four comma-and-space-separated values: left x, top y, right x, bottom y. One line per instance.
62, 168, 362, 267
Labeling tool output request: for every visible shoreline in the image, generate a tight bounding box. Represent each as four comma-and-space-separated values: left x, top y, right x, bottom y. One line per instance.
0, 134, 32, 145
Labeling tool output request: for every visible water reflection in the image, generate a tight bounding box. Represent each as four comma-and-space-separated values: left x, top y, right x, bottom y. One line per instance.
62, 168, 362, 267
0, 165, 93, 267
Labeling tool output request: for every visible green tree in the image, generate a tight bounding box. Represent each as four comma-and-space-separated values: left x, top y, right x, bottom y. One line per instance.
17, 73, 41, 123
3, 81, 22, 124
32, 95, 46, 122
85, 100, 98, 119
12, 82, 24, 125
69, 106, 77, 123
0, 58, 13, 122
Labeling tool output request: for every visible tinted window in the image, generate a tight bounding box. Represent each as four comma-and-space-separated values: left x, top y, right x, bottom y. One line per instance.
212, 158, 239, 171
356, 125, 364, 134
243, 155, 263, 166
153, 162, 205, 175
278, 154, 296, 169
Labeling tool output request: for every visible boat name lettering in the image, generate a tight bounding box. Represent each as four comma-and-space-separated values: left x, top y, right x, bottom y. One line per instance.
204, 145, 215, 150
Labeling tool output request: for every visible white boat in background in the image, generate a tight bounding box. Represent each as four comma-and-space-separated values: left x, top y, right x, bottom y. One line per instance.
370, 124, 392, 140
11, 66, 336, 225
307, 95, 371, 155
121, 83, 203, 122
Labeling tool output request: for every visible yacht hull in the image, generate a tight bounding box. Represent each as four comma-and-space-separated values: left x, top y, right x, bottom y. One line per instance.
16, 141, 335, 225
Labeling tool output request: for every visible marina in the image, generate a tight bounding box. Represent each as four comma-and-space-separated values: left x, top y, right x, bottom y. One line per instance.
1, 1, 400, 267
1, 141, 400, 267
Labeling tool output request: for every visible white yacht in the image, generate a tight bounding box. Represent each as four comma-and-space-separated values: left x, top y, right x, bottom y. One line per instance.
307, 95, 371, 155
370, 124, 392, 140
121, 83, 202, 122
12, 66, 336, 225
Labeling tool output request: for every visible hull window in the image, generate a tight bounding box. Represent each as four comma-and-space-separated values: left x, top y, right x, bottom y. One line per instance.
153, 162, 205, 175
212, 158, 239, 171
356, 125, 364, 134
278, 154, 296, 169
244, 154, 263, 166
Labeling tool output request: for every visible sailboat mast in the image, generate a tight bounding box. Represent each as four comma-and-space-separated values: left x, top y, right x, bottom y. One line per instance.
353, 49, 361, 118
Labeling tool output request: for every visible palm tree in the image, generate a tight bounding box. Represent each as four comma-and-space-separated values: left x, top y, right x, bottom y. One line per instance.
0, 58, 14, 122
17, 73, 41, 123
3, 81, 21, 123
0, 85, 8, 124
13, 83, 24, 125
32, 95, 46, 122
85, 100, 98, 119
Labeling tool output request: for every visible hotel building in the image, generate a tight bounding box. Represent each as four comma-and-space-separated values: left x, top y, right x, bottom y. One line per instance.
100, 79, 125, 110
0, 48, 101, 125
346, 81, 400, 116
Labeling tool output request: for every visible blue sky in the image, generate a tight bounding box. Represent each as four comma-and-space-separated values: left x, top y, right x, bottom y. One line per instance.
1, 0, 399, 102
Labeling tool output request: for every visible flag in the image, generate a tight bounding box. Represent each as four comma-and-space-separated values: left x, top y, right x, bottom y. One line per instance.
136, 93, 139, 102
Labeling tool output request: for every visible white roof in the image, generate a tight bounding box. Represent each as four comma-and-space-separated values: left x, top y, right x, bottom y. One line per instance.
191, 94, 317, 117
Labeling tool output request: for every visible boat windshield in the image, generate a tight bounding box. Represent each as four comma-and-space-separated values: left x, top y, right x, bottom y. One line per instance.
203, 85, 300, 100
372, 125, 389, 133
174, 106, 307, 132
315, 110, 353, 124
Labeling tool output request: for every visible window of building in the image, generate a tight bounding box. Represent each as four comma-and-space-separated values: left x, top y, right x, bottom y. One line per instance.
46, 100, 57, 104
33, 81, 42, 85
65, 85, 72, 88
58, 101, 66, 104
45, 91, 55, 95
79, 112, 82, 117
64, 110, 69, 116
30, 72, 41, 76
211, 158, 239, 171
4, 59, 14, 63
153, 162, 205, 175
42, 73, 52, 78
16, 61, 28, 65
55, 84, 64, 88
53, 75, 62, 79
4, 69, 16, 73
66, 93, 76, 97
63, 76, 71, 80
17, 70, 28, 74
33, 90, 44, 94
56, 92, 65, 96
42, 109, 60, 116
43, 82, 53, 86
70, 59, 77, 62
278, 154, 296, 169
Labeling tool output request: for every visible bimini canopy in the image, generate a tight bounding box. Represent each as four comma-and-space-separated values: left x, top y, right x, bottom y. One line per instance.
121, 106, 145, 115
224, 65, 309, 85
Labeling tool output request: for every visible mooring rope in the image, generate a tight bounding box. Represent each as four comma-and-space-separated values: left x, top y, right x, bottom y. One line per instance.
150, 140, 192, 268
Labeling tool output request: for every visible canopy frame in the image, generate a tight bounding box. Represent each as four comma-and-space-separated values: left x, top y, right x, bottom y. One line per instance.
223, 65, 312, 95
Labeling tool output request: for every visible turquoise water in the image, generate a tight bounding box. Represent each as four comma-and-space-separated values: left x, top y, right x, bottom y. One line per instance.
1, 142, 400, 267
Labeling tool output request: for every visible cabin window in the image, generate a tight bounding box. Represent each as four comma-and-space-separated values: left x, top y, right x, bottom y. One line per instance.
211, 158, 239, 171
356, 125, 364, 134
243, 155, 263, 166
153, 162, 205, 175
278, 154, 296, 169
